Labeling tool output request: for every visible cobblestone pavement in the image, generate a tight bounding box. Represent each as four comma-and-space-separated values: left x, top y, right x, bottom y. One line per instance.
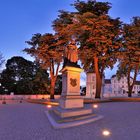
0, 102, 140, 140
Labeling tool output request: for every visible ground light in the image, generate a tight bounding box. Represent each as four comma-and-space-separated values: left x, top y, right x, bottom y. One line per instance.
47, 105, 52, 108
93, 104, 98, 108
102, 130, 111, 136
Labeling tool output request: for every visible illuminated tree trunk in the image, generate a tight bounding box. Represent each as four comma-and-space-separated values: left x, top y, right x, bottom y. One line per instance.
94, 56, 102, 98
50, 77, 56, 99
49, 63, 60, 99
127, 65, 138, 97
127, 67, 132, 97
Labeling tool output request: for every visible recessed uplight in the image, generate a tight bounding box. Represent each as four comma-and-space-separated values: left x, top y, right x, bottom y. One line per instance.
102, 130, 111, 136
93, 104, 98, 108
47, 105, 52, 108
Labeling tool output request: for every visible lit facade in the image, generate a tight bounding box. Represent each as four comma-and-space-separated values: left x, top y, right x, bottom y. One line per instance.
104, 75, 140, 96
85, 72, 104, 98
85, 73, 140, 98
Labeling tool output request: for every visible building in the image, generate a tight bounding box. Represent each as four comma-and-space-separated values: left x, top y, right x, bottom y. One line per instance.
104, 79, 112, 95
85, 72, 96, 98
85, 73, 140, 98
85, 71, 104, 98
104, 75, 140, 97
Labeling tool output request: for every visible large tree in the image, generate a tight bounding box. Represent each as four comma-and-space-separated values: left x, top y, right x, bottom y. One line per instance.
32, 64, 50, 94
0, 56, 49, 95
53, 0, 122, 98
117, 17, 140, 97
24, 33, 63, 99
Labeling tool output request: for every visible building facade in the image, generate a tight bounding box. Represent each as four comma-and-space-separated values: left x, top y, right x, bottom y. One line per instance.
85, 72, 96, 98
104, 75, 140, 97
85, 73, 140, 98
85, 72, 104, 98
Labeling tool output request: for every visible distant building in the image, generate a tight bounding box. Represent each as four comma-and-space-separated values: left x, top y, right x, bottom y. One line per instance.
85, 71, 96, 98
133, 81, 140, 94
104, 79, 112, 95
85, 71, 104, 98
104, 75, 140, 97
85, 73, 140, 98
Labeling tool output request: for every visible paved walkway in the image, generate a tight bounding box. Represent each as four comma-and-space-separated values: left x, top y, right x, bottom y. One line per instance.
0, 102, 140, 140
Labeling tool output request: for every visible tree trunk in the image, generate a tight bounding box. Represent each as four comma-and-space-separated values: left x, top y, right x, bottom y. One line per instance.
94, 56, 102, 99
50, 78, 56, 99
127, 65, 138, 97
128, 86, 133, 97
49, 63, 60, 100
127, 68, 132, 97
95, 75, 102, 98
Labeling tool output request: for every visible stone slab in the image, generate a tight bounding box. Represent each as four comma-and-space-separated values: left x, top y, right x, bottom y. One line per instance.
45, 110, 103, 129
59, 97, 83, 109
53, 104, 93, 118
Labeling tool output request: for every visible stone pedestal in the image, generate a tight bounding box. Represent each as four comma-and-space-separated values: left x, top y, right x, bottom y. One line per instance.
55, 66, 92, 118
45, 66, 103, 129
59, 66, 83, 109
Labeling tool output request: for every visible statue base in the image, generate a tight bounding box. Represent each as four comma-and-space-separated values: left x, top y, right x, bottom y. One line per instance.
60, 66, 83, 109
45, 105, 103, 129
45, 66, 103, 128
53, 104, 92, 118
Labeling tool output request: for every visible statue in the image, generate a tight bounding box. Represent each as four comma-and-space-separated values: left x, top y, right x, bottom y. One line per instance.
64, 41, 78, 67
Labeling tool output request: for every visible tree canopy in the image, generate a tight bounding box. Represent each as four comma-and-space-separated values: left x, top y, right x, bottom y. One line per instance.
24, 33, 63, 99
0, 56, 49, 95
117, 17, 140, 97
53, 0, 122, 98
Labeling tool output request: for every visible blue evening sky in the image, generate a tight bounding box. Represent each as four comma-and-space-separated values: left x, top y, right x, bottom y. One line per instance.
0, 0, 140, 80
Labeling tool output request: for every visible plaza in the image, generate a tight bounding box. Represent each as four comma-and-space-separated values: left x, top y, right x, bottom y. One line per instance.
0, 101, 140, 140
0, 0, 140, 140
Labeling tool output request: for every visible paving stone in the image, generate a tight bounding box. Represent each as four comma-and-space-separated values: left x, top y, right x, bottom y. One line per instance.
0, 102, 140, 140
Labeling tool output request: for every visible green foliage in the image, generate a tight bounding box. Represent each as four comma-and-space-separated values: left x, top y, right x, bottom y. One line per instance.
73, 0, 111, 15
0, 56, 50, 95
55, 75, 62, 95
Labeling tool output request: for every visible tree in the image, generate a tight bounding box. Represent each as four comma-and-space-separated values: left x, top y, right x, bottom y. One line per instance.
24, 33, 63, 99
55, 75, 62, 94
0, 69, 15, 94
33, 64, 50, 94
53, 0, 122, 98
0, 56, 49, 95
117, 17, 140, 97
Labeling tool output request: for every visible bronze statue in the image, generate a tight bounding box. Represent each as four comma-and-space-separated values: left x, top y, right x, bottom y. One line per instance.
64, 41, 78, 66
